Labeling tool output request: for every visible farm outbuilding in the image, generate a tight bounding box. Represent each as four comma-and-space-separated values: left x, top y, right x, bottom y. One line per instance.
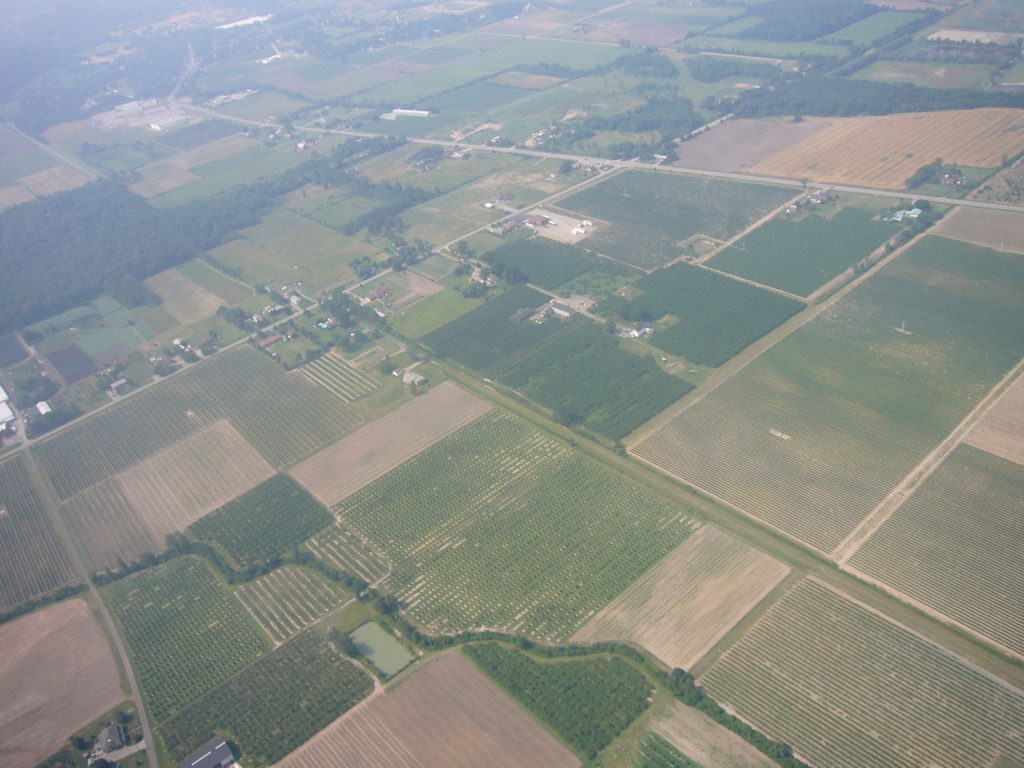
176, 738, 235, 768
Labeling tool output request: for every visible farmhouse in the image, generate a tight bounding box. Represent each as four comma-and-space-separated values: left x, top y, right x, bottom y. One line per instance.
380, 108, 431, 120
547, 301, 577, 319
525, 214, 552, 228
809, 190, 832, 204
98, 724, 128, 753
175, 739, 235, 768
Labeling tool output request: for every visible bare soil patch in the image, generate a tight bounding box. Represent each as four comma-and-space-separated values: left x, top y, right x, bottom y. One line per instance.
275, 653, 579, 768
64, 421, 274, 570
290, 381, 492, 506
652, 700, 776, 768
18, 164, 91, 196
0, 599, 124, 768
752, 108, 1024, 188
573, 525, 790, 670
388, 270, 447, 311
0, 185, 34, 210
673, 118, 829, 172
964, 374, 1024, 466
144, 267, 226, 324
930, 207, 1024, 256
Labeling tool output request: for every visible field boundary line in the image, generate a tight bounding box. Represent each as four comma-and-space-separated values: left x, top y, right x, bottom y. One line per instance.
832, 354, 1024, 564
804, 576, 1024, 697
688, 189, 804, 267
695, 262, 806, 302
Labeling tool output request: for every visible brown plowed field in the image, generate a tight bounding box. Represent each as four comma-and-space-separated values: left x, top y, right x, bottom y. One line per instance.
573, 526, 790, 670
0, 599, 124, 768
673, 118, 829, 172
930, 207, 1024, 256
290, 381, 492, 507
651, 701, 776, 768
64, 421, 274, 570
965, 374, 1024, 466
274, 653, 579, 768
752, 108, 1024, 189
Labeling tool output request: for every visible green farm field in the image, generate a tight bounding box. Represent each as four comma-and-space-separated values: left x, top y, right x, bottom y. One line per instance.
827, 11, 926, 46
159, 630, 373, 767
36, 346, 362, 500
106, 556, 270, 723
175, 260, 252, 304
332, 411, 699, 641
213, 92, 310, 122
700, 579, 1024, 768
705, 206, 897, 297
556, 171, 795, 270
634, 236, 1024, 554
0, 455, 74, 610
848, 444, 1024, 658
852, 60, 992, 90
681, 36, 850, 59
389, 287, 478, 339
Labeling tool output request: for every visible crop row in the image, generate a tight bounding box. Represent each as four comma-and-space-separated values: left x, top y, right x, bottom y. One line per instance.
37, 346, 362, 499
236, 566, 348, 644
159, 630, 373, 767
106, 556, 270, 723
699, 579, 1024, 768
0, 455, 74, 609
305, 523, 389, 583
848, 443, 1024, 657
299, 351, 379, 402
634, 733, 701, 768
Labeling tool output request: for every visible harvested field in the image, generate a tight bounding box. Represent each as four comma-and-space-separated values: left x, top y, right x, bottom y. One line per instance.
0, 599, 123, 768
700, 578, 1024, 768
964, 373, 1024, 465
235, 566, 348, 644
0, 184, 34, 210
650, 700, 776, 768
930, 206, 1024, 256
672, 118, 829, 171
130, 135, 256, 198
290, 381, 491, 507
573, 526, 789, 670
274, 653, 580, 768
63, 420, 274, 571
752, 108, 1024, 188
18, 164, 91, 196
144, 268, 225, 324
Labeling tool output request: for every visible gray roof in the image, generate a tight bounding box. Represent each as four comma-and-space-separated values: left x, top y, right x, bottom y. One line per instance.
176, 739, 234, 768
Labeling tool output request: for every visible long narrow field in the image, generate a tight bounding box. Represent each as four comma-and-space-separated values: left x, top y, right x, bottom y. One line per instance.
235, 566, 349, 644
305, 523, 389, 583
333, 411, 699, 641
573, 526, 789, 670
648, 701, 776, 768
751, 108, 1024, 188
63, 421, 274, 572
105, 556, 270, 723
274, 653, 580, 768
633, 236, 1024, 554
0, 599, 124, 768
0, 455, 74, 609
159, 631, 373, 768
295, 350, 379, 402
36, 345, 362, 500
699, 579, 1024, 768
930, 207, 1024, 257
963, 373, 1024, 465
847, 444, 1024, 658
290, 381, 492, 507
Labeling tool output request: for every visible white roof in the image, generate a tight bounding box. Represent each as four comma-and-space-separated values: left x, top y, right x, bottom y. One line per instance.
36, 401, 52, 415
0, 385, 8, 403
0, 402, 14, 424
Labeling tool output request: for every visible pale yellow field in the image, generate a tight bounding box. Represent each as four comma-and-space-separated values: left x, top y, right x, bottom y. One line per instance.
290, 381, 492, 507
964, 374, 1024, 466
144, 267, 226, 324
0, 599, 124, 768
753, 108, 1024, 189
573, 526, 790, 670
18, 164, 91, 195
64, 421, 274, 570
930, 207, 1024, 255
0, 184, 34, 210
274, 653, 579, 768
651, 701, 776, 768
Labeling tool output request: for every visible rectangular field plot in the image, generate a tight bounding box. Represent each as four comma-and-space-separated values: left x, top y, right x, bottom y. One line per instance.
847, 444, 1024, 658
291, 381, 491, 507
633, 236, 1024, 553
106, 556, 270, 723
648, 701, 776, 768
36, 345, 362, 500
159, 630, 373, 768
306, 523, 388, 583
964, 373, 1024, 465
144, 267, 224, 325
335, 411, 699, 641
699, 579, 1024, 768
295, 350, 379, 402
555, 171, 794, 270
274, 653, 579, 768
573, 526, 789, 670
63, 421, 274, 572
349, 621, 414, 676
0, 456, 74, 610
705, 206, 896, 297
235, 566, 349, 644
